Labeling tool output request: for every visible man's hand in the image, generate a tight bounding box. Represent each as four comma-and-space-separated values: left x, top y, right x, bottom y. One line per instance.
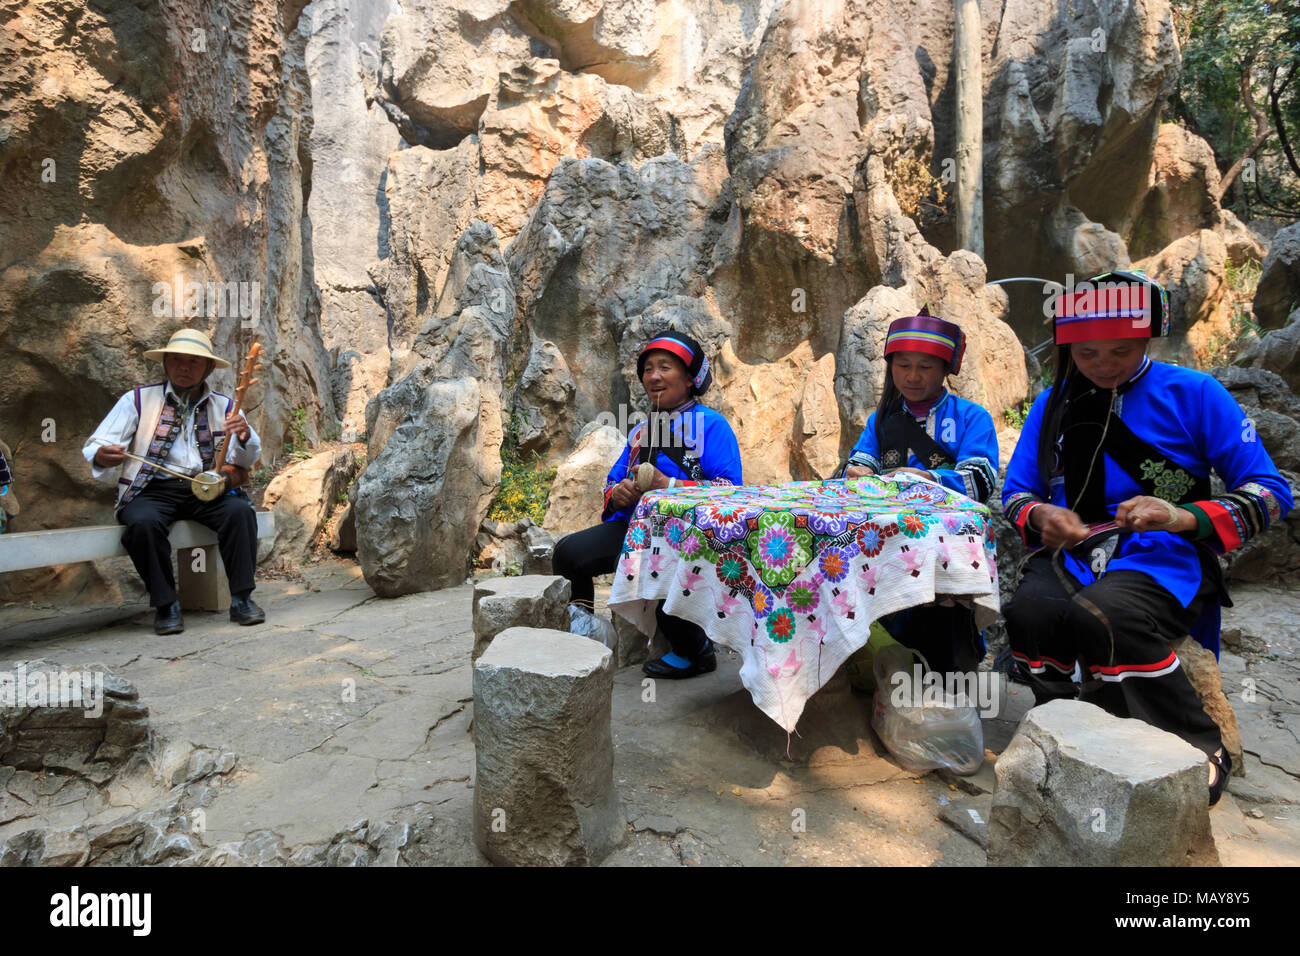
94, 444, 127, 467
844, 465, 873, 479
225, 412, 251, 443
1115, 495, 1195, 534
1030, 503, 1090, 549
608, 476, 641, 510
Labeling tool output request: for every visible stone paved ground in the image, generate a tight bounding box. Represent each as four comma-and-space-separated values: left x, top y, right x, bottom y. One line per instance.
2, 558, 1297, 865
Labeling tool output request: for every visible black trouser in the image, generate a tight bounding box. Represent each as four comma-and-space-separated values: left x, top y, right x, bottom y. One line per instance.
1003, 553, 1222, 758
117, 478, 258, 607
881, 603, 982, 677
552, 521, 709, 660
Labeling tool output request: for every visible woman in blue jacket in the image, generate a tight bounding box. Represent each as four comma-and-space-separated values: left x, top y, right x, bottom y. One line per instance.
843, 309, 999, 676
1001, 270, 1293, 805
552, 330, 743, 679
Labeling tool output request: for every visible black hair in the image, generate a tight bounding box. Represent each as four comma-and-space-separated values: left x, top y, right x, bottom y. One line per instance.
873, 355, 903, 448
873, 353, 950, 447
1036, 346, 1075, 488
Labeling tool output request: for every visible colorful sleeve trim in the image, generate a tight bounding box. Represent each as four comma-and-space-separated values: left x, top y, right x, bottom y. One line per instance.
1188, 482, 1283, 554
955, 456, 996, 503
1003, 492, 1045, 549
847, 452, 881, 470
1181, 503, 1214, 541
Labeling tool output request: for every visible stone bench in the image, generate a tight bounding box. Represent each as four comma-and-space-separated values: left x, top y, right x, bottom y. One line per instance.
0, 513, 275, 612
472, 627, 622, 866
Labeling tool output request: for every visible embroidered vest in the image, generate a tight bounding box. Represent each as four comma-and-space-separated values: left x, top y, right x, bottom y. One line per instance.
116, 383, 230, 509
879, 399, 956, 472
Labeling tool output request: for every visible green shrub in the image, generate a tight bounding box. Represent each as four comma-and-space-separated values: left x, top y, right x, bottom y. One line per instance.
1004, 398, 1033, 430
486, 408, 556, 525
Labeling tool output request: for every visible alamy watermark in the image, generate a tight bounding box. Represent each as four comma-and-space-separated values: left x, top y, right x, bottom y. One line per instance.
888, 665, 1001, 718
0, 664, 105, 718
1042, 273, 1152, 327
592, 403, 707, 449
152, 274, 260, 328
49, 886, 150, 936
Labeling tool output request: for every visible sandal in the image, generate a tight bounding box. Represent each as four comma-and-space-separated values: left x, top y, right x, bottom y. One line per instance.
642, 641, 717, 679
1208, 748, 1231, 807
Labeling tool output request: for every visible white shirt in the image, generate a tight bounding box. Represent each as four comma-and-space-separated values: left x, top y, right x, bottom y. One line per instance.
83, 381, 261, 481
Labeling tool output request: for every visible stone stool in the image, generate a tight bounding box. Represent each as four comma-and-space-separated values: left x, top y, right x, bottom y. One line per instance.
989, 699, 1217, 866
610, 612, 672, 668
472, 627, 623, 865
470, 575, 571, 660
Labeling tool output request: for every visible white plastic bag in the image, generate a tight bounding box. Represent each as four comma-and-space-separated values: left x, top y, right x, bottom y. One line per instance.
568, 604, 617, 652
870, 644, 984, 775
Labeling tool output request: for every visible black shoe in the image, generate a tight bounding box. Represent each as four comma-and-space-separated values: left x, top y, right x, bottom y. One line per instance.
154, 601, 184, 635
1208, 748, 1231, 807
230, 594, 266, 626
642, 641, 717, 679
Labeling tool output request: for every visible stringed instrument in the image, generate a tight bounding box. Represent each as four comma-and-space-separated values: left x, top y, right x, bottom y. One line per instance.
191, 341, 265, 501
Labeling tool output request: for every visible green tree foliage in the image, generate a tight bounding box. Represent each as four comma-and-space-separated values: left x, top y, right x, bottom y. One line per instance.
1171, 0, 1300, 218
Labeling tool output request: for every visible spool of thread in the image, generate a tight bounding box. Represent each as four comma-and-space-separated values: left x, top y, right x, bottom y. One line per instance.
635, 462, 655, 492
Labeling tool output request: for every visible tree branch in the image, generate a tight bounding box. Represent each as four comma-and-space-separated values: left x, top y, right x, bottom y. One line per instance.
1253, 172, 1300, 217
1269, 65, 1300, 180
1217, 62, 1274, 201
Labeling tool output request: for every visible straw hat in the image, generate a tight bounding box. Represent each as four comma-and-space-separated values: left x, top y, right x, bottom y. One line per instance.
143, 328, 231, 369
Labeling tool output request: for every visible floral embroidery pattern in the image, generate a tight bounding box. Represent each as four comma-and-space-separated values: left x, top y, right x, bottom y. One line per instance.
766, 608, 797, 643
1139, 458, 1197, 503
856, 521, 887, 557
696, 502, 761, 543
898, 512, 933, 538
748, 511, 814, 587
715, 553, 746, 587
818, 546, 851, 583
786, 578, 820, 614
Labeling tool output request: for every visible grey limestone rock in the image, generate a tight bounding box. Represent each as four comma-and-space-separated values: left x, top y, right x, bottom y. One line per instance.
471, 576, 572, 660
473, 627, 622, 865
989, 700, 1216, 866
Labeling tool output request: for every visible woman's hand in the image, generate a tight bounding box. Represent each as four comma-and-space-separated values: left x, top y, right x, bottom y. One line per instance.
888, 466, 933, 480
608, 477, 641, 510
1115, 495, 1196, 534
844, 465, 873, 478
648, 466, 676, 491
1029, 503, 1090, 549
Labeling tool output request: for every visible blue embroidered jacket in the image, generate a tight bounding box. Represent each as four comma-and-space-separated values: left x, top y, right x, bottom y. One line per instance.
602, 403, 743, 523
847, 390, 999, 502
1002, 358, 1293, 625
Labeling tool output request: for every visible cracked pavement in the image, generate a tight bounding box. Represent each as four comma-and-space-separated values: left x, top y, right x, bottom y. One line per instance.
2, 559, 1298, 865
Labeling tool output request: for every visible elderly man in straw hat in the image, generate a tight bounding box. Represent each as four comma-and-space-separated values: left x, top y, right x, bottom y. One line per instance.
82, 329, 265, 634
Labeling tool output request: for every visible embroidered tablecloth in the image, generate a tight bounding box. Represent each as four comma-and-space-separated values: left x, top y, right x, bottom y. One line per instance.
607, 475, 1000, 732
